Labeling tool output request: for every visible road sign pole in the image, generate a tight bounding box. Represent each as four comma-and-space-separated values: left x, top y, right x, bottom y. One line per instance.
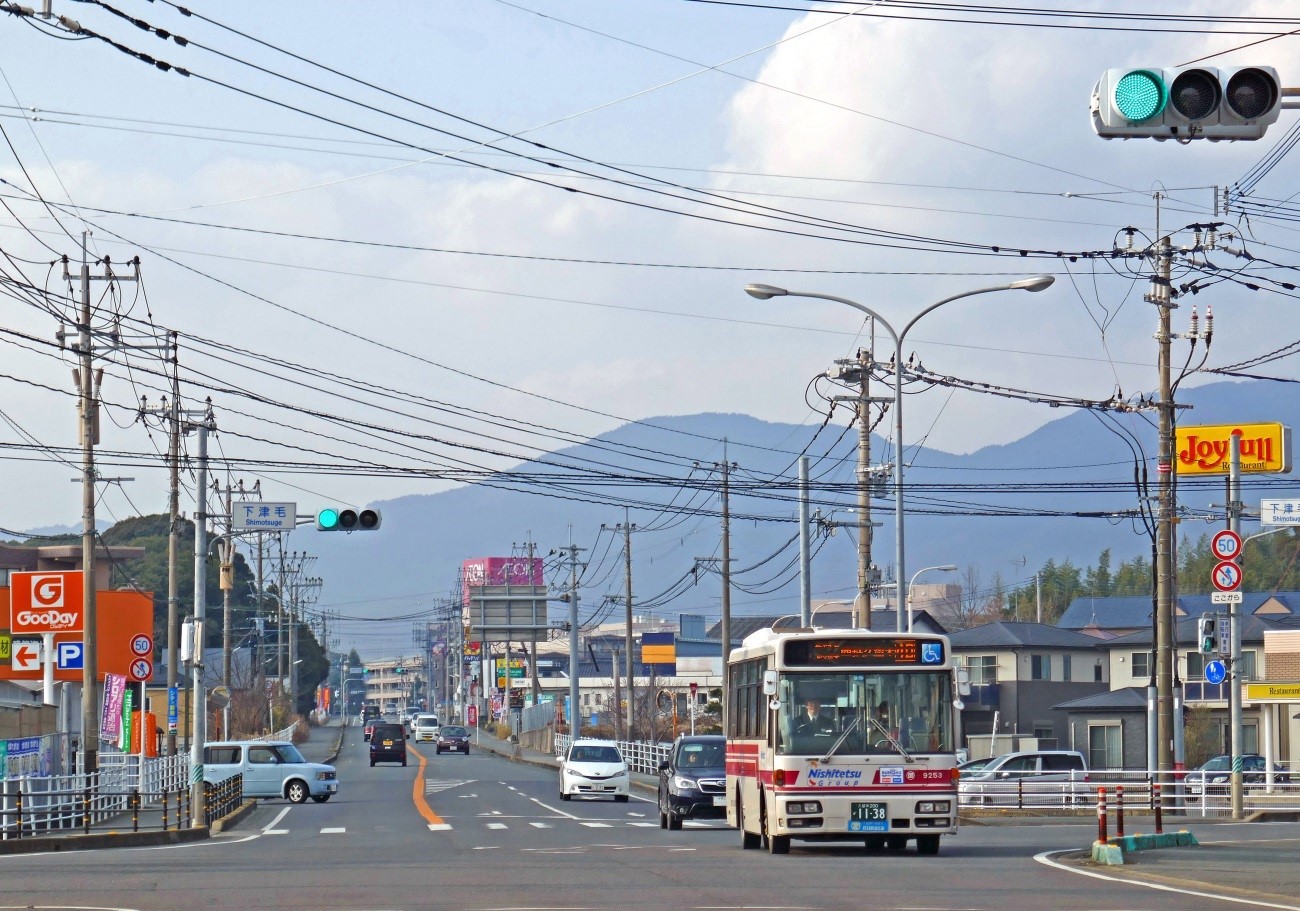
1229, 434, 1244, 820
42, 632, 55, 705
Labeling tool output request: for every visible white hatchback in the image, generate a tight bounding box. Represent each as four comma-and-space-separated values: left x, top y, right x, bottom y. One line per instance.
560, 739, 630, 802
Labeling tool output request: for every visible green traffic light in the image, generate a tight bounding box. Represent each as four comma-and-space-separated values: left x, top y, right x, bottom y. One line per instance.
1114, 70, 1166, 121
318, 508, 340, 530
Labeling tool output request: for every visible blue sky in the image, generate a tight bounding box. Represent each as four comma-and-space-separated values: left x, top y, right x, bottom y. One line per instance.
2, 2, 1295, 553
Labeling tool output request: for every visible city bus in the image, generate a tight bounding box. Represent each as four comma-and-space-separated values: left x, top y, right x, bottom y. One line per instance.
726, 626, 960, 855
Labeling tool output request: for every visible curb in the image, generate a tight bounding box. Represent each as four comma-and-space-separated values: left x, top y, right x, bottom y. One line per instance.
0, 825, 209, 855
1090, 830, 1199, 865
210, 799, 258, 834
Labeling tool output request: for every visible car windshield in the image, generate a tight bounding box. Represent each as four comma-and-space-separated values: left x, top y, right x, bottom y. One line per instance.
571, 745, 622, 763
441, 726, 467, 737
677, 742, 724, 768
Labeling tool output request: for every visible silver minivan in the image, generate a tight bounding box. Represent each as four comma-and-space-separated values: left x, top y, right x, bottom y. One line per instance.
958, 750, 1088, 806
203, 740, 339, 804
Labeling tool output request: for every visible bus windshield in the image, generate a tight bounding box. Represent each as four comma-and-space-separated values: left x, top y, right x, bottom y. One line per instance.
775, 671, 954, 756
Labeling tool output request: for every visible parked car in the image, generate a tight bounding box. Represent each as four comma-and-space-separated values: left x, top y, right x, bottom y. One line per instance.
369, 722, 408, 767
958, 750, 1088, 806
203, 740, 338, 804
412, 714, 441, 744
559, 739, 629, 802
1187, 754, 1290, 799
435, 724, 470, 755
957, 757, 994, 778
657, 734, 726, 830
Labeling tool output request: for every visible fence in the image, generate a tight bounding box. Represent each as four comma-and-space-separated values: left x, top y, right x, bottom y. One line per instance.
554, 733, 671, 775
517, 702, 556, 736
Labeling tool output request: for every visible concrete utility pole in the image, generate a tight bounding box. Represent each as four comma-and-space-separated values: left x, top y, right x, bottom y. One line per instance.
558, 534, 585, 738
189, 409, 215, 827
1150, 225, 1177, 776
830, 350, 881, 629
719, 447, 733, 732
799, 456, 812, 626
64, 238, 139, 773
166, 332, 180, 755
604, 511, 637, 739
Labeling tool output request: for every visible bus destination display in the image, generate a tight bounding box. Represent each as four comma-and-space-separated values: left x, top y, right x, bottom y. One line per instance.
784, 637, 945, 667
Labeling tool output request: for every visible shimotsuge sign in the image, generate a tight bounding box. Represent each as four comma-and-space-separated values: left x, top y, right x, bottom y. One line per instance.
1175, 423, 1291, 475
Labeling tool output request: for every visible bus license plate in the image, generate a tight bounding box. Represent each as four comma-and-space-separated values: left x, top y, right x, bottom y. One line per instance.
847, 802, 888, 832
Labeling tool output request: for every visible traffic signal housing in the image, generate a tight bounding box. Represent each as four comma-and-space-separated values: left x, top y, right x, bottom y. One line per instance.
315, 506, 382, 532
1092, 66, 1282, 141
1197, 616, 1218, 655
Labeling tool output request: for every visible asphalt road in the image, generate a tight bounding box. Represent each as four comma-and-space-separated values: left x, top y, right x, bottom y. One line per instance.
3, 726, 1299, 910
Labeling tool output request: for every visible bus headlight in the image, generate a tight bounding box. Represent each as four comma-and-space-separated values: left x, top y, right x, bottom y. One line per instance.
786, 801, 822, 815
915, 800, 951, 814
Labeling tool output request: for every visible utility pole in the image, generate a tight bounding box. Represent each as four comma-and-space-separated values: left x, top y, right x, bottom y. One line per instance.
188, 407, 215, 827
621, 511, 636, 739
799, 456, 812, 626
1150, 224, 1176, 776
558, 533, 586, 739
165, 332, 180, 754
719, 449, 732, 733
64, 238, 139, 773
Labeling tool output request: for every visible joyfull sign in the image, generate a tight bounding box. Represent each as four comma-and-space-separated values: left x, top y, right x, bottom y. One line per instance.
9, 571, 85, 634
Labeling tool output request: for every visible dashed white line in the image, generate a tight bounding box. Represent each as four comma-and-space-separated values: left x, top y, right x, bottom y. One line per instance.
580, 822, 612, 828
487, 822, 508, 830
320, 827, 346, 834
529, 822, 552, 828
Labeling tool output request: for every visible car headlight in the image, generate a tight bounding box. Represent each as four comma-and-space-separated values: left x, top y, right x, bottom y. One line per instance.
316, 771, 332, 781
672, 775, 699, 791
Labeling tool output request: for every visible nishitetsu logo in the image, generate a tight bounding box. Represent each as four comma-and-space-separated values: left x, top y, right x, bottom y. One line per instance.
806, 767, 863, 787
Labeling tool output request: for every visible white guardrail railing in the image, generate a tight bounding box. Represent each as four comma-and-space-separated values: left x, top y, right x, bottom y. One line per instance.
553, 734, 671, 775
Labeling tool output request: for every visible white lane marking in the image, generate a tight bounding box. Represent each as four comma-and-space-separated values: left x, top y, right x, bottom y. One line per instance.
628, 822, 657, 827
529, 822, 552, 828
1034, 848, 1300, 911
529, 796, 582, 820
507, 785, 518, 791
487, 822, 508, 830
262, 806, 292, 834
628, 812, 646, 817
428, 823, 453, 831
580, 822, 612, 828
320, 827, 346, 834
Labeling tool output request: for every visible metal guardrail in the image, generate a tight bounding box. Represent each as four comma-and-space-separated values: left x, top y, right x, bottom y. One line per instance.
553, 734, 671, 775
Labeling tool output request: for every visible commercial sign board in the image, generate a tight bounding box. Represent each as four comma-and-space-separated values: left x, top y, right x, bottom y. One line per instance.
463, 558, 548, 643
641, 632, 677, 674
1175, 423, 1291, 475
461, 557, 544, 607
9, 571, 85, 634
0, 588, 154, 683
1260, 499, 1300, 526
1245, 682, 1300, 702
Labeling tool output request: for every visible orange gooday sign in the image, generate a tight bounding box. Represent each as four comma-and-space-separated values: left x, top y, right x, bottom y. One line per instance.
1, 585, 154, 682
1175, 423, 1292, 475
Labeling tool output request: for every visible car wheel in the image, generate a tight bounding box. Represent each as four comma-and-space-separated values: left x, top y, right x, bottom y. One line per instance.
615, 794, 629, 803
402, 757, 408, 766
369, 759, 375, 767
668, 811, 682, 831
311, 795, 330, 804
659, 808, 668, 829
286, 780, 309, 804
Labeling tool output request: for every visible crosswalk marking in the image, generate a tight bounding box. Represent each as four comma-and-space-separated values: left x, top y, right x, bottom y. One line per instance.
529, 822, 551, 828
628, 822, 657, 827
320, 827, 346, 834
580, 822, 612, 828
487, 822, 508, 830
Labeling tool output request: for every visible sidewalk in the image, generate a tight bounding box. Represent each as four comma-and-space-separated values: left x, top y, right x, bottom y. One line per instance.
0, 717, 346, 855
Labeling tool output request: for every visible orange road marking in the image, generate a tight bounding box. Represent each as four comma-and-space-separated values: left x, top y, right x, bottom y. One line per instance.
409, 745, 448, 829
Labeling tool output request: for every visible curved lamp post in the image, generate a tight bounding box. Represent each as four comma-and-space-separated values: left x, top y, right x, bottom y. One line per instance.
744, 275, 1055, 631
907, 564, 959, 632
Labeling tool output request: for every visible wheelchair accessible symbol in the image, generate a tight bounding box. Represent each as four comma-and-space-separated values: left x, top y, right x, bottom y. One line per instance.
921, 642, 943, 664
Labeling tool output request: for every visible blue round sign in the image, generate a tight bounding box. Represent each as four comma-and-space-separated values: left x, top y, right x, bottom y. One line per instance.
1204, 659, 1227, 685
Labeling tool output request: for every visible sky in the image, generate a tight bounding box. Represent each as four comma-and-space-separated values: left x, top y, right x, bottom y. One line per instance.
3, 1, 1299, 652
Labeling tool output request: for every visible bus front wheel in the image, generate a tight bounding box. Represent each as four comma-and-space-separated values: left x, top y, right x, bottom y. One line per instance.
763, 804, 790, 855
917, 835, 941, 856
738, 799, 761, 850
886, 835, 908, 851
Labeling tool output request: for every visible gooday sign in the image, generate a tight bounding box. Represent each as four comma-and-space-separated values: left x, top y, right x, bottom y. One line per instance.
10, 571, 85, 634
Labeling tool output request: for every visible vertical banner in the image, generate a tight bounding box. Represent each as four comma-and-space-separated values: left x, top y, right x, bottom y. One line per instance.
119, 688, 134, 752
100, 673, 128, 742
168, 686, 179, 733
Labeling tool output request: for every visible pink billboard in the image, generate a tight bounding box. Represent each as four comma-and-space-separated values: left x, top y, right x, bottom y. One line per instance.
461, 557, 544, 605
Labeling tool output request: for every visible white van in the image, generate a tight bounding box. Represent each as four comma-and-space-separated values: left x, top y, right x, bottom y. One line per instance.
203, 740, 339, 804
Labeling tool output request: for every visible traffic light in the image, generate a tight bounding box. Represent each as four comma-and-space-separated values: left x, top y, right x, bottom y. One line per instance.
1091, 66, 1281, 141
1197, 616, 1218, 655
315, 506, 382, 532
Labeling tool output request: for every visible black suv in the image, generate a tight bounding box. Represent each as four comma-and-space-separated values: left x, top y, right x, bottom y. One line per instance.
369, 722, 408, 767
657, 734, 726, 830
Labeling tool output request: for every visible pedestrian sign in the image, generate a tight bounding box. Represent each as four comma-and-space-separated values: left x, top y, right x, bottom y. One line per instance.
1204, 659, 1227, 685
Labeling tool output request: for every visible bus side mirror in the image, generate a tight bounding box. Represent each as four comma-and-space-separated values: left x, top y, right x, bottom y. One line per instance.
762, 670, 779, 696
956, 669, 971, 697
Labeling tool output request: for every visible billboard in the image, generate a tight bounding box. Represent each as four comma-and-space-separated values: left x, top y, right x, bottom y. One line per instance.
0, 587, 154, 683
462, 557, 544, 606
462, 557, 547, 643
1176, 423, 1291, 475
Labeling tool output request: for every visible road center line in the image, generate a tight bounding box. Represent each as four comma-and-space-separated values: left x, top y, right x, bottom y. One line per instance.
409, 745, 450, 831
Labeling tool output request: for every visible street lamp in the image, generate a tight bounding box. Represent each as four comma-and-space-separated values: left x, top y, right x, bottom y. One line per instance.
744, 276, 1055, 631
907, 564, 958, 632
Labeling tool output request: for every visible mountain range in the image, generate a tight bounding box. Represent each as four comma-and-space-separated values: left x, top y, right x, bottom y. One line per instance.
298, 378, 1299, 657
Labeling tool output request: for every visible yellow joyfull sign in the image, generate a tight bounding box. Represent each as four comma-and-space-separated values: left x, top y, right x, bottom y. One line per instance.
1176, 423, 1291, 475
